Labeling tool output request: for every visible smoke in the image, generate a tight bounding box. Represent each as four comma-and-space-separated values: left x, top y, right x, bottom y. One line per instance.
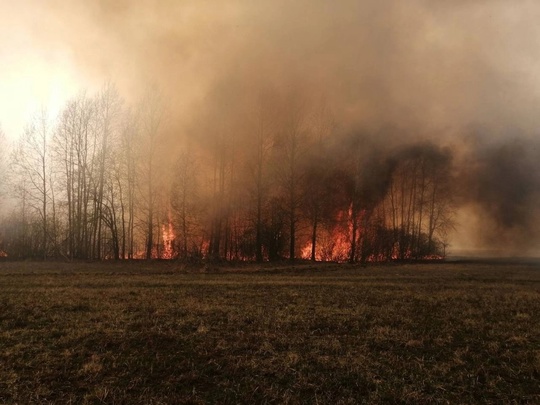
23, 1, 539, 131
464, 138, 540, 252
11, 0, 540, 254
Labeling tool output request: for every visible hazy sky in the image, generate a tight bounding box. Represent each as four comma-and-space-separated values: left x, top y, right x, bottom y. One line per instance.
2, 1, 540, 141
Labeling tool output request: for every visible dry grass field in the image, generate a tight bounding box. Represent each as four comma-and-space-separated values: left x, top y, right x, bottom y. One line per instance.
0, 260, 539, 404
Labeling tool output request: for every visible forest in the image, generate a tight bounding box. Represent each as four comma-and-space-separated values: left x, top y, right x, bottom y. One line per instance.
0, 84, 455, 262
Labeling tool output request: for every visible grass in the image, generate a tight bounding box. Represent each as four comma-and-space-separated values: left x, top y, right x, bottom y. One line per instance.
0, 260, 539, 404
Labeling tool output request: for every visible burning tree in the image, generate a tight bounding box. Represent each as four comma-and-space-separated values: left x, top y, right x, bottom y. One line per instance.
0, 83, 457, 263
298, 140, 454, 262
302, 99, 336, 262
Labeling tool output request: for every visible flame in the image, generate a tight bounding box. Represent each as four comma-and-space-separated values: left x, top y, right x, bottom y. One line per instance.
301, 205, 444, 262
161, 213, 175, 259
301, 206, 352, 262
200, 239, 210, 259
300, 243, 313, 260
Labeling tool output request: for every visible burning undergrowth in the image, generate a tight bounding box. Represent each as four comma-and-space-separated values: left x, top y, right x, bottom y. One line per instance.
297, 139, 456, 262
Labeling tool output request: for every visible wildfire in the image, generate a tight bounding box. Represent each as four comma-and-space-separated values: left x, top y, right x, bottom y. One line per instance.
300, 243, 314, 260
301, 205, 444, 263
301, 206, 352, 262
161, 213, 175, 259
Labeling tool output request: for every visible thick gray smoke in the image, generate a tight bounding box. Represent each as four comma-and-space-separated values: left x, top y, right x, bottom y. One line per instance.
12, 0, 540, 254
464, 139, 540, 252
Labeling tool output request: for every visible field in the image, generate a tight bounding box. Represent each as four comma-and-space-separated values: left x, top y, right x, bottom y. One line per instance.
0, 260, 539, 404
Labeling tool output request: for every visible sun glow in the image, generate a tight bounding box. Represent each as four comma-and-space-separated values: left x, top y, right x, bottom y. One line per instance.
0, 7, 81, 141
0, 60, 80, 140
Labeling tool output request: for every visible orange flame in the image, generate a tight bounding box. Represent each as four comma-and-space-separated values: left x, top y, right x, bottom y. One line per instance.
161, 213, 175, 259
301, 206, 352, 262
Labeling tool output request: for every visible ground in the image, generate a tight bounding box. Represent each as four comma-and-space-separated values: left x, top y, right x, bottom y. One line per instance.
0, 260, 539, 404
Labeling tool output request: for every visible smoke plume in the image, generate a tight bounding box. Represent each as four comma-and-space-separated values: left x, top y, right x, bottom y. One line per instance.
11, 0, 540, 254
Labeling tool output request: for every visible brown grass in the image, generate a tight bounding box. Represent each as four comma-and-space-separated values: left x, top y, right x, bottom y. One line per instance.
0, 260, 539, 404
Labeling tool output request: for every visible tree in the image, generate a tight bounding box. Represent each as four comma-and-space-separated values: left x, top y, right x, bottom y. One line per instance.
118, 108, 140, 259
0, 126, 7, 255
424, 150, 455, 256
386, 144, 454, 259
304, 100, 335, 261
171, 145, 199, 259
347, 138, 363, 263
138, 88, 166, 260
245, 95, 276, 262
207, 133, 229, 261
93, 83, 122, 259
0, 126, 6, 201
53, 92, 97, 259
10, 109, 53, 258
275, 97, 308, 261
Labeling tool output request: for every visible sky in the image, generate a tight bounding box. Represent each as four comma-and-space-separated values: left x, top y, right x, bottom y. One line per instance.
1, 0, 540, 254
3, 1, 540, 140
0, 2, 80, 139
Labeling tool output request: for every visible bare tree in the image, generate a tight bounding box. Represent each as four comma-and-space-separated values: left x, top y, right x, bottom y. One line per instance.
386, 145, 455, 259
116, 108, 141, 259
275, 97, 308, 261
0, 126, 7, 255
101, 164, 121, 259
207, 132, 232, 261
10, 109, 53, 258
138, 88, 166, 260
93, 83, 122, 259
0, 126, 6, 202
348, 143, 362, 263
245, 95, 275, 262
304, 100, 334, 261
171, 145, 200, 259
53, 92, 97, 259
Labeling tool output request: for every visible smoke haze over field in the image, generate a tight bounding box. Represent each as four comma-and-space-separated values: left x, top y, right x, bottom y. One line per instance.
2, 0, 540, 255
5, 0, 540, 134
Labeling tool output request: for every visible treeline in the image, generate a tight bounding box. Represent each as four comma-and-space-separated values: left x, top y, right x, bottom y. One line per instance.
0, 84, 455, 262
